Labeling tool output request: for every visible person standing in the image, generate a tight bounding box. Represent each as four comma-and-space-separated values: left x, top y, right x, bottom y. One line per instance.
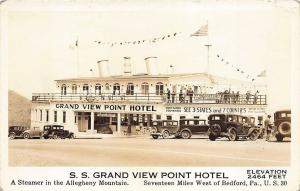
179, 90, 183, 103
171, 90, 176, 103
265, 115, 272, 141
167, 88, 171, 103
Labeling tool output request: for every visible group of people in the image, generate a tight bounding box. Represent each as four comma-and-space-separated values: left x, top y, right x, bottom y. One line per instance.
166, 88, 194, 103
217, 90, 240, 104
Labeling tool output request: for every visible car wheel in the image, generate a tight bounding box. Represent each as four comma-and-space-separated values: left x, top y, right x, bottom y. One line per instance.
181, 130, 191, 139
275, 134, 284, 142
9, 133, 16, 140
227, 128, 237, 141
152, 135, 159, 139
69, 134, 74, 139
162, 130, 170, 139
53, 134, 58, 139
23, 133, 30, 139
209, 134, 216, 141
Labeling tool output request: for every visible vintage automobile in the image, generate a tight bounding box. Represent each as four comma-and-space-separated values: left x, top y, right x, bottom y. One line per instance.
207, 114, 260, 141
273, 110, 291, 142
175, 119, 210, 139
43, 125, 74, 139
8, 126, 29, 139
150, 120, 179, 139
22, 127, 43, 139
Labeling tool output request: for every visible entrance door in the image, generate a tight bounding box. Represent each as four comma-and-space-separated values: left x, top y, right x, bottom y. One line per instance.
77, 112, 89, 132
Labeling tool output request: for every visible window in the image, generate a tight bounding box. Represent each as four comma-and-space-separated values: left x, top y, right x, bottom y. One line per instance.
54, 111, 57, 122
63, 111, 66, 123
72, 84, 77, 94
193, 116, 200, 119
180, 116, 186, 119
156, 115, 161, 120
95, 84, 101, 95
61, 84, 67, 95
83, 84, 89, 94
113, 83, 120, 95
105, 83, 110, 91
141, 82, 149, 94
40, 110, 42, 121
126, 83, 134, 95
156, 82, 164, 95
46, 110, 49, 122
166, 115, 172, 120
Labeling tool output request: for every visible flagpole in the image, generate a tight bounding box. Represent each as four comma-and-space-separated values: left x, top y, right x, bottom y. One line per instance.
76, 36, 79, 77
204, 21, 212, 81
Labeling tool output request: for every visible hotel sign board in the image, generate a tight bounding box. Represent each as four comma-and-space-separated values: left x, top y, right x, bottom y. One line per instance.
52, 103, 162, 113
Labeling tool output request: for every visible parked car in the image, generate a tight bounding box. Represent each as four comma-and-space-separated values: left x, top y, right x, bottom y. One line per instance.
8, 126, 29, 139
150, 120, 179, 139
175, 119, 210, 139
43, 125, 74, 139
207, 114, 260, 141
22, 127, 43, 139
273, 110, 291, 142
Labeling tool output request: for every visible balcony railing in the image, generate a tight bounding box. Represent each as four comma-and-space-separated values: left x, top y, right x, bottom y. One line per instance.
32, 93, 267, 105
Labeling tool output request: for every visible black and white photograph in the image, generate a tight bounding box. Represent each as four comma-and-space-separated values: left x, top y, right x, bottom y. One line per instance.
0, 0, 299, 190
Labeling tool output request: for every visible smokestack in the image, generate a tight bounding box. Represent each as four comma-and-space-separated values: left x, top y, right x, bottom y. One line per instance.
97, 60, 110, 77
123, 57, 132, 76
145, 56, 158, 75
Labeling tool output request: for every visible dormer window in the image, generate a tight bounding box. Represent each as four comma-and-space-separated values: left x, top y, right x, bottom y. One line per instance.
113, 83, 120, 95
141, 82, 149, 95
83, 84, 89, 94
156, 82, 164, 95
61, 84, 67, 95
126, 83, 134, 95
72, 84, 77, 94
95, 84, 101, 95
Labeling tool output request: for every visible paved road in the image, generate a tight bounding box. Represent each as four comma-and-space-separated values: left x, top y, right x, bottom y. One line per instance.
9, 136, 290, 166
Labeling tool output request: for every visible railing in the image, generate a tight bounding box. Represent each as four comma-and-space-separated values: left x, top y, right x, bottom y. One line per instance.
32, 92, 267, 105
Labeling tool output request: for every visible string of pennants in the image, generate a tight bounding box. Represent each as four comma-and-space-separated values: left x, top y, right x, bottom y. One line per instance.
215, 54, 257, 82
93, 32, 181, 47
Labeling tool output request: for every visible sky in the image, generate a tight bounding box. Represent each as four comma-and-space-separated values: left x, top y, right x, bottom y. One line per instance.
6, 0, 298, 112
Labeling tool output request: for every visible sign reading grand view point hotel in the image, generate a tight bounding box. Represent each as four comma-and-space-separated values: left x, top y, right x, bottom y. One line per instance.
1, 0, 299, 191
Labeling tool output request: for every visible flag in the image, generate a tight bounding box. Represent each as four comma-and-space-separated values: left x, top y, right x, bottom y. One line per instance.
190, 24, 208, 37
257, 70, 266, 77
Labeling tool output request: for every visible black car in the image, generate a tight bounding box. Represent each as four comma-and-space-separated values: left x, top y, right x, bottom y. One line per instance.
175, 119, 210, 139
8, 126, 29, 139
207, 114, 260, 141
273, 110, 291, 142
150, 120, 179, 139
43, 125, 74, 139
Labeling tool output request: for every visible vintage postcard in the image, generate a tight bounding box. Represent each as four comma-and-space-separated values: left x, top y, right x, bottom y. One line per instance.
0, 0, 299, 190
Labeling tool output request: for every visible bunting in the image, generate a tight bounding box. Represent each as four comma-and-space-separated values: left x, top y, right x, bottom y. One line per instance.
215, 53, 265, 82
94, 32, 180, 47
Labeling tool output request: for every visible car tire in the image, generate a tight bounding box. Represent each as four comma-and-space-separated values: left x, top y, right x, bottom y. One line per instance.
162, 130, 170, 139
69, 134, 74, 139
23, 133, 30, 139
53, 134, 58, 139
278, 122, 291, 136
9, 133, 16, 140
181, 130, 191, 139
227, 128, 237, 141
209, 134, 216, 141
275, 134, 284, 142
152, 135, 159, 139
